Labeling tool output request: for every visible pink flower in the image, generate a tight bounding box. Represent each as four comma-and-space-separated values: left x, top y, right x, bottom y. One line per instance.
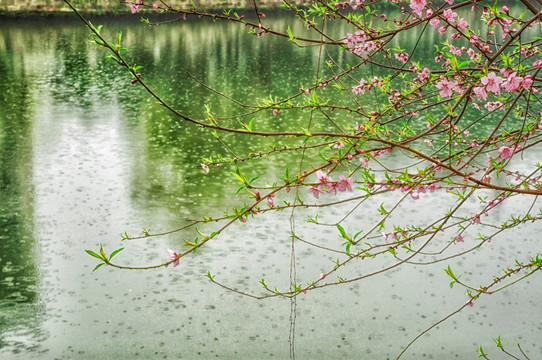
201, 164, 210, 173
455, 235, 464, 242
443, 9, 458, 22
167, 249, 180, 267
498, 146, 514, 159
128, 3, 139, 13
457, 18, 468, 29
320, 273, 326, 280
424, 139, 434, 148
445, 0, 454, 4
410, 192, 420, 200
467, 48, 477, 60
502, 72, 523, 92
316, 170, 332, 184
429, 18, 441, 28
308, 185, 321, 199
273, 109, 279, 116
394, 52, 409, 63
449, 45, 462, 56
482, 174, 491, 183
153, 3, 159, 9
418, 68, 430, 82
438, 26, 448, 35
481, 72, 504, 94
409, 0, 426, 16
435, 79, 457, 97
522, 75, 533, 89
267, 194, 275, 207
472, 213, 481, 224
359, 157, 369, 167
352, 79, 368, 94
473, 86, 487, 101
336, 176, 354, 192
355, 122, 365, 131
485, 101, 504, 111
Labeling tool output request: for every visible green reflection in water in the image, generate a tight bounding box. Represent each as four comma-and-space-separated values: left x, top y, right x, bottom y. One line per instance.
0, 23, 41, 352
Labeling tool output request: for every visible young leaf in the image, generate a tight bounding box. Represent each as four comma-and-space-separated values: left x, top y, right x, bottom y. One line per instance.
109, 247, 124, 261
93, 263, 105, 272
99, 245, 107, 260
86, 250, 103, 260
336, 224, 351, 241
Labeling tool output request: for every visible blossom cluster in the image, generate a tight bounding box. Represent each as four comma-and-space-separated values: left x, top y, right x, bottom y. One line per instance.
343, 31, 377, 56
308, 170, 354, 199
436, 71, 534, 100
127, 1, 160, 13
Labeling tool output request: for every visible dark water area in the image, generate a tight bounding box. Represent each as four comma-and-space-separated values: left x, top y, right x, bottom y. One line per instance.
0, 11, 541, 360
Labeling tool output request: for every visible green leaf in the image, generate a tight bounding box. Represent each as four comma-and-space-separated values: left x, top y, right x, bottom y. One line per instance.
231, 171, 246, 184
93, 263, 105, 272
476, 345, 487, 357
286, 25, 296, 41
444, 265, 458, 281
106, 55, 122, 66
86, 250, 103, 260
336, 224, 351, 241
109, 247, 124, 261
493, 335, 503, 349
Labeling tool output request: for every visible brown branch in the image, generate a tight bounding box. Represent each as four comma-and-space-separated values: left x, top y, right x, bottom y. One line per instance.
519, 0, 540, 15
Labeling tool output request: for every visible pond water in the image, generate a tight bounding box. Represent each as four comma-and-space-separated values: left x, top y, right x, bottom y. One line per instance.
1, 11, 541, 360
